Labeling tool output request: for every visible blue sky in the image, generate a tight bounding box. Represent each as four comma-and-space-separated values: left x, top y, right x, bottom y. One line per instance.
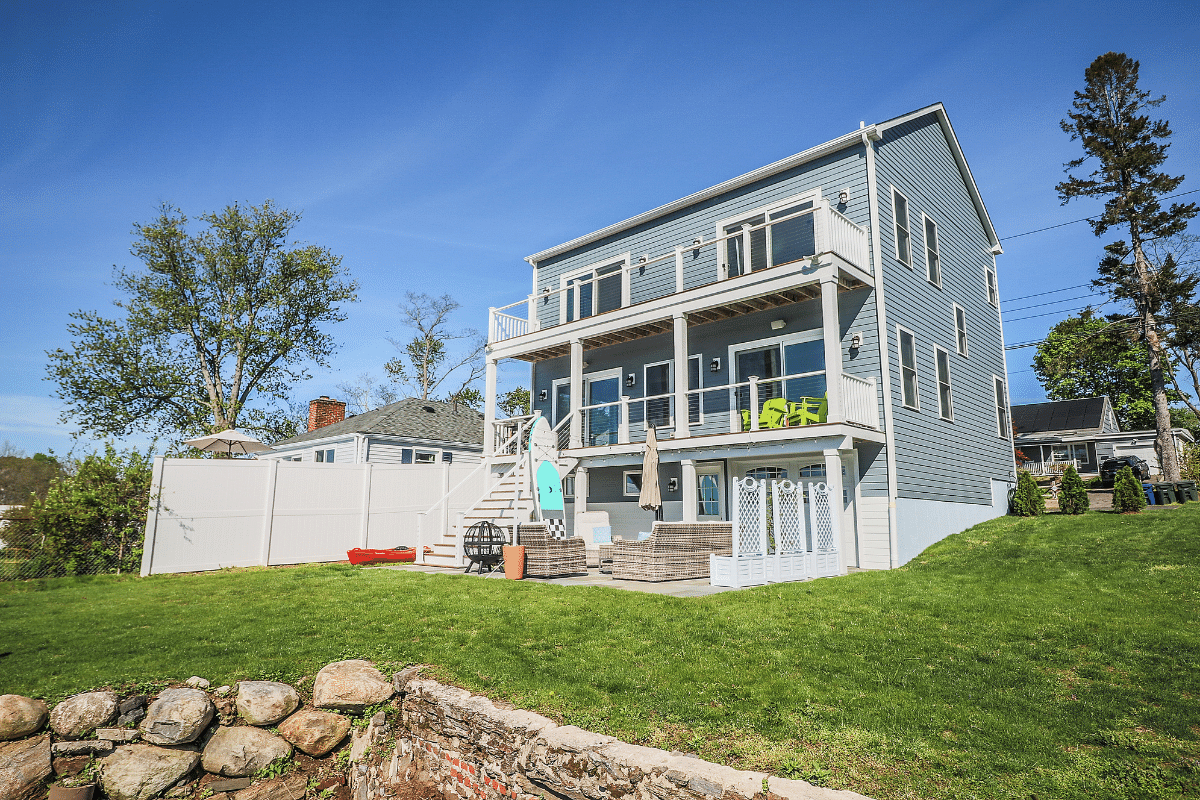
2, 0, 1198, 456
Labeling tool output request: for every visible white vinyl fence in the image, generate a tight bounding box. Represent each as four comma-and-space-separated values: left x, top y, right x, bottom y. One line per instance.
140, 458, 482, 576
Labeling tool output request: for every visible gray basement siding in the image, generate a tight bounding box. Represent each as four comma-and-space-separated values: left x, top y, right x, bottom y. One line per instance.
873, 112, 1012, 505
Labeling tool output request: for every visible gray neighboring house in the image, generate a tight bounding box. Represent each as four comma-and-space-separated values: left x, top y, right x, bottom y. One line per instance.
263, 396, 484, 465
1012, 396, 1193, 475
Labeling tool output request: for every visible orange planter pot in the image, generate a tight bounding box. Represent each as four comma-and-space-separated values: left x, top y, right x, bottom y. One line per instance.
503, 545, 525, 580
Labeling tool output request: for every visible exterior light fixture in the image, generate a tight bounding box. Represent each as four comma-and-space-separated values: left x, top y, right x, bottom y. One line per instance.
626, 373, 636, 387
710, 357, 721, 373
539, 389, 548, 401
771, 319, 786, 331
667, 477, 678, 492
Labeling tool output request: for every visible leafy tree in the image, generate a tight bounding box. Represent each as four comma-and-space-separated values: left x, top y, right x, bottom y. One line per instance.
47, 202, 357, 446
1180, 441, 1200, 481
1033, 311, 1157, 429
384, 292, 485, 403
336, 373, 400, 415
1, 445, 152, 578
1058, 465, 1090, 514
1010, 471, 1045, 517
0, 450, 63, 505
1111, 465, 1147, 513
498, 387, 531, 418
1058, 52, 1198, 480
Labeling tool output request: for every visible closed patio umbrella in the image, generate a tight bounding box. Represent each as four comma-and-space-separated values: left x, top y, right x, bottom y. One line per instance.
639, 426, 663, 521
182, 429, 272, 456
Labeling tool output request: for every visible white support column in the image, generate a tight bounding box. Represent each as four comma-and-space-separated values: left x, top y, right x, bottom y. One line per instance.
681, 459, 697, 522
823, 448, 845, 574
570, 339, 584, 449
672, 313, 689, 439
575, 466, 589, 515
483, 356, 498, 457
820, 276, 844, 424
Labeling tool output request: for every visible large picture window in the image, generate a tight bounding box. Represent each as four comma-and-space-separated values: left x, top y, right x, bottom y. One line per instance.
728, 330, 826, 421
719, 194, 818, 278
924, 214, 941, 286
892, 188, 912, 266
898, 326, 919, 410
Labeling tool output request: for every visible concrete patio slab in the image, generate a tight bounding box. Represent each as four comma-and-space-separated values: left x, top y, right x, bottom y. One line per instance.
366, 562, 742, 597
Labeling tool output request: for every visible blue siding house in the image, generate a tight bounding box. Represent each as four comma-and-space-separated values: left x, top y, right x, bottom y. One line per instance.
463, 104, 1013, 571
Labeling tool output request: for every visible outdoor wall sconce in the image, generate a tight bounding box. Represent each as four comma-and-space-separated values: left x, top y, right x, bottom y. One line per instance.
692, 237, 703, 247
667, 477, 678, 492
710, 357, 721, 373
626, 373, 636, 387
850, 331, 863, 349
838, 187, 852, 204
771, 319, 787, 330
539, 389, 548, 401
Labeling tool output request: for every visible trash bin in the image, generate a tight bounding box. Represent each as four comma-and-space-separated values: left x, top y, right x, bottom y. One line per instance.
1175, 481, 1198, 502
1143, 483, 1156, 505
1152, 482, 1178, 505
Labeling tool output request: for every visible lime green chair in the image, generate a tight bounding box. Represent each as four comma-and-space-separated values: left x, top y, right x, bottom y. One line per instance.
760, 398, 789, 428
787, 393, 828, 426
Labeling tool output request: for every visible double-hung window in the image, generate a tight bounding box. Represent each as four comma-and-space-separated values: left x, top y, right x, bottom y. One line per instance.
560, 255, 628, 323
719, 193, 818, 278
924, 214, 941, 286
315, 448, 335, 463
986, 266, 999, 308
994, 377, 1010, 438
892, 188, 912, 266
953, 304, 968, 356
898, 326, 919, 410
934, 346, 953, 421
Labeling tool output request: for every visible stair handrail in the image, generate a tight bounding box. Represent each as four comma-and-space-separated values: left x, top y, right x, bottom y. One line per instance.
457, 456, 528, 547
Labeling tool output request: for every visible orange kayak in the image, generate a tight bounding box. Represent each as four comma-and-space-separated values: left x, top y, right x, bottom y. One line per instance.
347, 547, 429, 565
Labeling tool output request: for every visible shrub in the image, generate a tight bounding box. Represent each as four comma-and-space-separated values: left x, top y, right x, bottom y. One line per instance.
1010, 470, 1045, 516
1111, 465, 1147, 513
1058, 465, 1089, 514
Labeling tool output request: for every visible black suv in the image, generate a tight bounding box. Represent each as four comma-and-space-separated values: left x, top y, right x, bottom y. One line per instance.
1099, 455, 1150, 487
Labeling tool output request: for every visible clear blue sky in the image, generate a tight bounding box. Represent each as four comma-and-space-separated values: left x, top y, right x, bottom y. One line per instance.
2, 0, 1198, 456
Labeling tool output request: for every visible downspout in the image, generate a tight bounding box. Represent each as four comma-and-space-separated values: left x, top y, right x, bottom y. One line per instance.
861, 128, 903, 569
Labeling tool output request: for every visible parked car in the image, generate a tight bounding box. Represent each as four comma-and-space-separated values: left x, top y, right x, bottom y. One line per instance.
1099, 456, 1150, 487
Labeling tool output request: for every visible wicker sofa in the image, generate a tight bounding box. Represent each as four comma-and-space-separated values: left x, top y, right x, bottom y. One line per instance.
516, 523, 587, 578
610, 522, 733, 581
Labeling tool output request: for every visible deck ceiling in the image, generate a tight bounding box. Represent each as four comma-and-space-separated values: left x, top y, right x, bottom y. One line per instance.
513, 276, 865, 363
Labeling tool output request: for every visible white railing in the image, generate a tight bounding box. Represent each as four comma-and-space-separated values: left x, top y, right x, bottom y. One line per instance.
841, 374, 879, 429
1019, 459, 1079, 476
553, 414, 571, 452
491, 412, 540, 457
488, 202, 869, 343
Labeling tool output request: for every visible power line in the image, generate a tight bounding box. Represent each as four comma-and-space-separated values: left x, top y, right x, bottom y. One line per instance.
1006, 300, 1114, 324
1005, 292, 1107, 314
1001, 283, 1092, 304
1000, 188, 1200, 241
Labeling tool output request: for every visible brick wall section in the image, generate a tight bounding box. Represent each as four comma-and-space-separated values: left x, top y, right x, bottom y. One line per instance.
308, 396, 347, 432
358, 671, 871, 800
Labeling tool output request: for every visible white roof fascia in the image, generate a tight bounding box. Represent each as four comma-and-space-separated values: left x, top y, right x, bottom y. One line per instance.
524, 128, 872, 265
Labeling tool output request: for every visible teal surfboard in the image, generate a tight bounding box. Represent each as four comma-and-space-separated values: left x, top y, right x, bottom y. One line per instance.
536, 459, 564, 513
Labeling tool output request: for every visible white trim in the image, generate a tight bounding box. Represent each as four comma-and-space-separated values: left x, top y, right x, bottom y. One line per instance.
583, 367, 623, 448
694, 462, 724, 521
890, 185, 912, 267
922, 213, 941, 287
952, 303, 968, 357
985, 264, 999, 309
715, 190, 821, 279
622, 470, 643, 497
897, 324, 920, 411
933, 345, 954, 421
994, 375, 1010, 439
687, 353, 704, 425
643, 358, 674, 431
558, 252, 631, 324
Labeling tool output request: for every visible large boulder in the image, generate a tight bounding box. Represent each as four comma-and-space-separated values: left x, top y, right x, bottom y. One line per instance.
312, 660, 393, 712
0, 695, 48, 740
277, 708, 351, 756
201, 726, 292, 777
50, 691, 118, 738
139, 688, 214, 745
235, 681, 300, 726
0, 735, 51, 799
100, 744, 200, 800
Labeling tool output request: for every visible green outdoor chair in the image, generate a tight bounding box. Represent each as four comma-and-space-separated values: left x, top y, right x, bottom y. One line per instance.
787, 393, 828, 426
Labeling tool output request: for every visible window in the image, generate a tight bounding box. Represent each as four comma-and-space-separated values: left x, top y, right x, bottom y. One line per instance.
986, 266, 999, 308
892, 188, 911, 266
688, 354, 702, 424
561, 255, 628, 323
442, 451, 453, 463
563, 475, 575, 499
415, 451, 436, 464
994, 377, 1010, 438
923, 214, 940, 286
954, 304, 968, 356
729, 330, 826, 419
644, 360, 673, 430
934, 346, 954, 421
898, 326, 919, 410
719, 193, 817, 278
315, 448, 335, 463
623, 471, 642, 496
401, 448, 413, 464
1051, 444, 1088, 463
746, 466, 787, 481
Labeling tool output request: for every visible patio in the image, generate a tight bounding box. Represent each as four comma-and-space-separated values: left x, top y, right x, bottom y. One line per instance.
369, 562, 744, 597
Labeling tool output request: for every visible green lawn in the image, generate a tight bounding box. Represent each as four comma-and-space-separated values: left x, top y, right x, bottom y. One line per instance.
2, 508, 1198, 800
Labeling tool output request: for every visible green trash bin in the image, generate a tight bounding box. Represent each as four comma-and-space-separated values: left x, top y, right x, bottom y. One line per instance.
1153, 482, 1178, 505
1175, 481, 1198, 502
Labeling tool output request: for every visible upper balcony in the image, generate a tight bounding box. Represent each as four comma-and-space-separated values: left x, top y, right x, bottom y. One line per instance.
488, 201, 870, 355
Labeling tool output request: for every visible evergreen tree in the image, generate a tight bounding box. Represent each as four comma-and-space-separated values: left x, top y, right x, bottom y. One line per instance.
1010, 471, 1045, 517
1058, 465, 1090, 514
1111, 465, 1147, 513
1058, 52, 1198, 480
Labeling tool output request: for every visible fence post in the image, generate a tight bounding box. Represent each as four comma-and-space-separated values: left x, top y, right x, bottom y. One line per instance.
139, 456, 167, 577
440, 460, 451, 550
359, 463, 373, 549
260, 459, 279, 566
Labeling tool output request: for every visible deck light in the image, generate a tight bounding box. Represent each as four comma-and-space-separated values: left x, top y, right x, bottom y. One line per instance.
771, 319, 786, 330
709, 357, 721, 373
539, 389, 548, 401
626, 373, 636, 387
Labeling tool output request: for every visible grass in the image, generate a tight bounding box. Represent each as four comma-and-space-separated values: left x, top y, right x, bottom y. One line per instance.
2, 507, 1199, 800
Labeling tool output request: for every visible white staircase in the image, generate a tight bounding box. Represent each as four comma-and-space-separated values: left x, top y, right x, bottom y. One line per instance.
422, 462, 536, 568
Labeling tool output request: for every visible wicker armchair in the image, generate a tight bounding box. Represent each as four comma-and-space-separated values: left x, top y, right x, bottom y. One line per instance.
517, 524, 587, 578
610, 522, 733, 581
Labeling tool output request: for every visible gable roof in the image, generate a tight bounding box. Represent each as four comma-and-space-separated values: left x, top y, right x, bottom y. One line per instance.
524, 102, 999, 265
1011, 397, 1111, 436
272, 398, 484, 448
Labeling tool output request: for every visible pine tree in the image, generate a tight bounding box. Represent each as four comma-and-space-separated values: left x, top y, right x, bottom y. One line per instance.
1058, 52, 1198, 481
1010, 470, 1045, 517
1058, 465, 1090, 514
1111, 465, 1147, 513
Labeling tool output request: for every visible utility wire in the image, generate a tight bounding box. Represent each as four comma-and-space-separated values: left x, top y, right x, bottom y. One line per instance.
1005, 293, 1107, 314
1001, 188, 1200, 240
1001, 283, 1092, 304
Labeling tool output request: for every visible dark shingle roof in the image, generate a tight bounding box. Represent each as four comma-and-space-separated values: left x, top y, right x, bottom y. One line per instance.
273, 398, 484, 447
1011, 397, 1108, 435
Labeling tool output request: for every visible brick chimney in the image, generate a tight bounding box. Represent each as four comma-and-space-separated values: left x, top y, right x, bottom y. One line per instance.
308, 396, 347, 432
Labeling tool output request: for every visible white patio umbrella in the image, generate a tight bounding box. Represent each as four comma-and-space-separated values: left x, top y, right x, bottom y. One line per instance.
182, 429, 272, 455
639, 426, 663, 521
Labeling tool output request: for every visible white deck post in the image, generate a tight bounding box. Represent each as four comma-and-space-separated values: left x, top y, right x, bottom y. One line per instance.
483, 356, 498, 457
570, 339, 584, 449
820, 276, 844, 423
575, 466, 588, 515
672, 313, 689, 439
619, 396, 630, 444
681, 459, 697, 523
823, 448, 845, 574
748, 377, 760, 431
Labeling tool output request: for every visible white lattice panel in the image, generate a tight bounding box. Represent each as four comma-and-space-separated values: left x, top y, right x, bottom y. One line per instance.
771, 480, 806, 555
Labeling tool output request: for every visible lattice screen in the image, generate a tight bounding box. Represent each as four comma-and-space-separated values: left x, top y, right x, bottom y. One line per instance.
809, 481, 837, 551
770, 480, 806, 555
733, 476, 768, 556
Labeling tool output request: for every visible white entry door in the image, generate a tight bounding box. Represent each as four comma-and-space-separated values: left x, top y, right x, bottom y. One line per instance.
695, 463, 725, 521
